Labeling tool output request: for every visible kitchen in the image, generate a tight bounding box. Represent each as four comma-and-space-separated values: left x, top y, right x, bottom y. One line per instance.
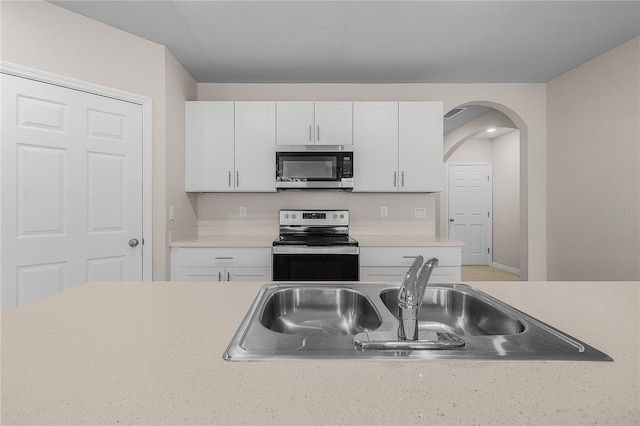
1, 1, 639, 424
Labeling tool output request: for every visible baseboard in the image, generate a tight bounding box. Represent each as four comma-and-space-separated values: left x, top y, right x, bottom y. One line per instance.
490, 262, 520, 275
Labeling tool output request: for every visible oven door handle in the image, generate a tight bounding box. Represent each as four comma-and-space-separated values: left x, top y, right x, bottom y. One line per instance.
272, 246, 359, 255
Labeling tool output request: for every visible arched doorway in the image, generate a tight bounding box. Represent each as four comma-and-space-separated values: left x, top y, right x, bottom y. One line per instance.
438, 102, 526, 279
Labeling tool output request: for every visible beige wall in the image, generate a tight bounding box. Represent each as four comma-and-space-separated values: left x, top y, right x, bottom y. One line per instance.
444, 110, 516, 161
492, 130, 520, 270
198, 83, 547, 280
197, 192, 438, 233
547, 37, 640, 280
1, 0, 197, 280
164, 51, 198, 278
447, 138, 493, 162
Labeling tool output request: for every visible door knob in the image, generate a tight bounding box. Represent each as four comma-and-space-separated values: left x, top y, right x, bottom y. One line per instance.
128, 238, 139, 247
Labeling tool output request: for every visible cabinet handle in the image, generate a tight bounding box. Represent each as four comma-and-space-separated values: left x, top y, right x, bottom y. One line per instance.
227, 272, 231, 281
309, 125, 312, 142
214, 257, 234, 260
218, 272, 222, 281
228, 171, 231, 187
401, 171, 405, 187
236, 171, 239, 187
317, 125, 320, 142
393, 172, 397, 187
402, 256, 419, 259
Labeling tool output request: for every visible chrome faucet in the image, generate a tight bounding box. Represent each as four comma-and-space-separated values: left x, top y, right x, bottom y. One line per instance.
397, 256, 440, 341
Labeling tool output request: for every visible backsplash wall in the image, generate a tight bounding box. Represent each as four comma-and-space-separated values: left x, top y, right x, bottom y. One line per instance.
197, 192, 437, 233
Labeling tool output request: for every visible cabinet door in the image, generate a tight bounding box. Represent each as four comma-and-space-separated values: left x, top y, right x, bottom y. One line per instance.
276, 102, 314, 145
398, 102, 444, 192
185, 102, 235, 192
353, 102, 399, 192
314, 102, 353, 146
235, 102, 276, 192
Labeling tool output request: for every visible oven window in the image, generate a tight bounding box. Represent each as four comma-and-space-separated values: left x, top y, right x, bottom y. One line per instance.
279, 156, 338, 180
273, 254, 359, 281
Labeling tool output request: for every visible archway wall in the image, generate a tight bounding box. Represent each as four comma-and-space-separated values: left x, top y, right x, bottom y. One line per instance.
444, 109, 516, 161
199, 82, 548, 280
431, 85, 546, 281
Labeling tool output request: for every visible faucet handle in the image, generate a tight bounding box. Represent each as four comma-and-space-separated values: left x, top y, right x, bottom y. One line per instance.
415, 257, 439, 301
398, 255, 423, 303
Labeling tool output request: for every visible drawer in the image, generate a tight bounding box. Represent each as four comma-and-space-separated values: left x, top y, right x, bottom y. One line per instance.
177, 267, 225, 281
360, 266, 460, 283
177, 247, 271, 267
360, 246, 461, 267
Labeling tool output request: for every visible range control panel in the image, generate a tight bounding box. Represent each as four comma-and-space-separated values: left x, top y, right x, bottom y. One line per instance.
279, 209, 349, 226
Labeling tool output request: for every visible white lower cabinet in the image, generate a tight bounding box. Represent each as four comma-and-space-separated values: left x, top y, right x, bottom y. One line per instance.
359, 246, 461, 283
171, 247, 271, 282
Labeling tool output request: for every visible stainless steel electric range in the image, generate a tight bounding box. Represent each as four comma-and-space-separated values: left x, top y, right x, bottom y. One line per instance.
272, 209, 359, 281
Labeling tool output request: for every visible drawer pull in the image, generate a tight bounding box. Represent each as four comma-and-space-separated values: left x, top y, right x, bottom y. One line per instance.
215, 257, 234, 260
402, 256, 419, 259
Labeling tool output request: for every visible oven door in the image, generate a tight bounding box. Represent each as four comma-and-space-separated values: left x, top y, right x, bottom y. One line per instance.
272, 247, 359, 281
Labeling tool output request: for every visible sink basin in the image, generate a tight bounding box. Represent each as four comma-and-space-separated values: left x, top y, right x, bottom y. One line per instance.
261, 287, 381, 335
379, 288, 525, 336
224, 283, 612, 362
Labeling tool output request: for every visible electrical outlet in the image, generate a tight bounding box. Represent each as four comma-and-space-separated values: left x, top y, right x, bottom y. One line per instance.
414, 207, 426, 219
169, 205, 176, 221
239, 206, 247, 217
380, 206, 388, 218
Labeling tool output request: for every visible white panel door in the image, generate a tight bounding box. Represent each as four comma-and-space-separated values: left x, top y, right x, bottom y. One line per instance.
1, 74, 143, 310
353, 102, 399, 192
448, 164, 492, 265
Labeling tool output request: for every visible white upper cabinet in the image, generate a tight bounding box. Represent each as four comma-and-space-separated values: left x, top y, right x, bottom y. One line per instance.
314, 102, 353, 146
186, 100, 441, 193
353, 102, 399, 192
185, 101, 276, 192
276, 101, 352, 146
353, 101, 443, 192
234, 102, 276, 192
185, 101, 235, 192
398, 102, 444, 192
276, 102, 314, 145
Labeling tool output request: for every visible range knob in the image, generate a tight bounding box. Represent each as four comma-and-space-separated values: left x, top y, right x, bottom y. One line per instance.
339, 214, 345, 219
292, 213, 296, 219
333, 213, 338, 219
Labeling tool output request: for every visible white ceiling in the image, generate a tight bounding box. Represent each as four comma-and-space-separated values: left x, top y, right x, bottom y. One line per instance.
49, 1, 640, 84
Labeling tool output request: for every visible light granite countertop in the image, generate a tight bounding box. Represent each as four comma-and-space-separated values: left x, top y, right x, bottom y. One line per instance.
169, 226, 464, 248
1, 280, 638, 425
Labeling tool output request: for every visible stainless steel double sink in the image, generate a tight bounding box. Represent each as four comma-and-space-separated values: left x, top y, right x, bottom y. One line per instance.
223, 283, 612, 361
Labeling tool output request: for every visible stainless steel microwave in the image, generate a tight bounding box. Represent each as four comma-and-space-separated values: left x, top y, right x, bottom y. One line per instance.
276, 146, 354, 190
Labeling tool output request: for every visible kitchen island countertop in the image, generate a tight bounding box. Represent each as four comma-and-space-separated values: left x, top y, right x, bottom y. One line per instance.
1, 280, 638, 425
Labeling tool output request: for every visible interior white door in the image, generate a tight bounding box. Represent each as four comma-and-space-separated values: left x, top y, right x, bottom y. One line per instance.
448, 164, 492, 265
1, 74, 143, 310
